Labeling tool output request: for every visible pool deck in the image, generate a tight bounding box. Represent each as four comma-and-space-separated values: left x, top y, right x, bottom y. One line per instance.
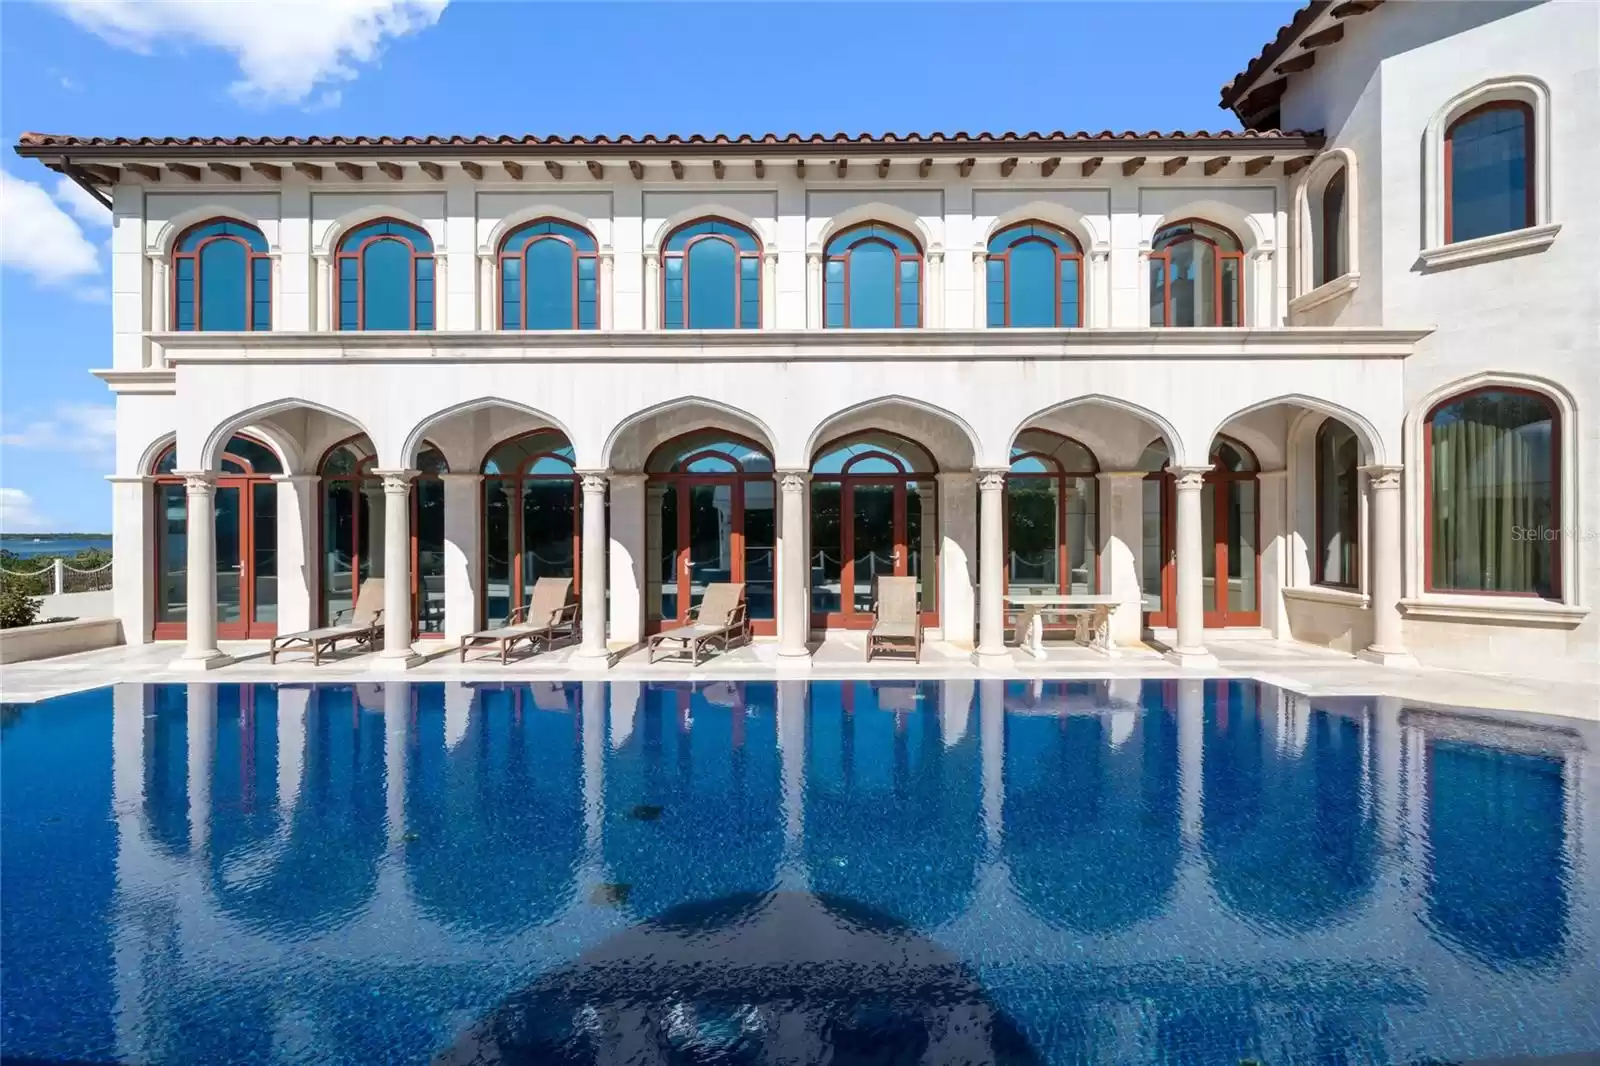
3, 632, 1596, 723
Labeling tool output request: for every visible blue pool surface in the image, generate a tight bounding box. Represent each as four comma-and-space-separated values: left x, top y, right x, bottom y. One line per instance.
2, 680, 1596, 1065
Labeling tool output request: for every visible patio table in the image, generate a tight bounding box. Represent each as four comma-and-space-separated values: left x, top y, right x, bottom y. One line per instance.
1004, 593, 1122, 659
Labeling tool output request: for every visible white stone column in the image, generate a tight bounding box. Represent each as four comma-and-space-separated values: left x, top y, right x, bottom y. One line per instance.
609, 474, 646, 646
272, 474, 318, 633
926, 248, 945, 327
805, 250, 823, 328
175, 472, 228, 669
1167, 467, 1217, 667
314, 253, 331, 331
1096, 471, 1145, 645
374, 470, 422, 667
778, 471, 811, 659
477, 252, 495, 329
976, 470, 1009, 660
1359, 465, 1415, 665
938, 471, 977, 647
599, 248, 615, 330
149, 256, 169, 334
441, 473, 482, 641
971, 247, 988, 326
576, 472, 609, 659
642, 251, 660, 330
762, 249, 779, 329
1088, 248, 1111, 327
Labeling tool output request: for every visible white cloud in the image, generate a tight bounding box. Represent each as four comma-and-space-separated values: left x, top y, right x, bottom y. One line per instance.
0, 170, 101, 285
0, 489, 50, 532
1, 404, 116, 457
49, 0, 449, 107
53, 175, 110, 229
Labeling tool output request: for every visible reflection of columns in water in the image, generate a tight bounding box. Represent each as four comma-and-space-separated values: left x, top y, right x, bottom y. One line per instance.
942, 679, 973, 747
609, 679, 640, 750
443, 680, 473, 751
186, 683, 217, 853
1375, 697, 1405, 852
112, 684, 151, 1065
383, 682, 409, 843
979, 679, 1005, 854
277, 686, 309, 821
583, 680, 613, 858
644, 483, 667, 622
777, 681, 808, 879
1177, 680, 1204, 854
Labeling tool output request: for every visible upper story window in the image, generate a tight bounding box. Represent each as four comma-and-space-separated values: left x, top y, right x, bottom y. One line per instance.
986, 222, 1082, 327
662, 217, 760, 329
824, 223, 922, 328
1315, 418, 1360, 589
336, 218, 435, 331
1446, 102, 1533, 244
499, 218, 597, 330
1150, 220, 1243, 327
173, 219, 270, 331
1317, 169, 1349, 286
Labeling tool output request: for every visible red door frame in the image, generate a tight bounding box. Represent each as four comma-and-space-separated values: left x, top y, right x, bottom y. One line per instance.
1143, 443, 1261, 629
648, 474, 778, 637
813, 474, 911, 630
1003, 451, 1100, 628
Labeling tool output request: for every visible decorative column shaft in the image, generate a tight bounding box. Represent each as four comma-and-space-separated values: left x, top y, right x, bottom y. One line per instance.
762, 250, 779, 329
643, 251, 660, 330
805, 251, 823, 328
971, 248, 988, 327
1359, 465, 1414, 665
778, 472, 811, 658
1168, 466, 1216, 666
577, 472, 609, 658
599, 248, 616, 330
976, 470, 1008, 658
926, 249, 945, 327
177, 472, 226, 668
375, 470, 420, 664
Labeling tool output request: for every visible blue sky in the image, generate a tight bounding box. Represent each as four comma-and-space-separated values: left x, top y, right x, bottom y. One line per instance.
0, 0, 1301, 533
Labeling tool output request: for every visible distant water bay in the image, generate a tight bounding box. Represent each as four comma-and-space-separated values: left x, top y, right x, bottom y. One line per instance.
0, 536, 112, 559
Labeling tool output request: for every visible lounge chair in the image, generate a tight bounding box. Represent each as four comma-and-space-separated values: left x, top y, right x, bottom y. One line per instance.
459, 577, 578, 664
865, 575, 922, 662
270, 579, 385, 664
647, 582, 748, 665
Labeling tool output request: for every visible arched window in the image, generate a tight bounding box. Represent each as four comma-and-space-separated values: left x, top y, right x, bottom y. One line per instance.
824, 223, 922, 328
172, 219, 271, 331
661, 218, 761, 329
1150, 219, 1244, 327
336, 218, 435, 331
1446, 102, 1533, 244
1315, 419, 1360, 589
987, 222, 1082, 327
499, 218, 597, 330
1007, 430, 1097, 600
1317, 169, 1349, 286
1427, 388, 1557, 597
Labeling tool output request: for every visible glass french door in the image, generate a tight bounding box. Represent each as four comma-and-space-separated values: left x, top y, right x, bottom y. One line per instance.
153, 477, 277, 640
651, 476, 776, 636
812, 478, 929, 629
1144, 472, 1260, 629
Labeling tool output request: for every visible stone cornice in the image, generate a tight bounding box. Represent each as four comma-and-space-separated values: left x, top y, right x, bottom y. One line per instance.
146, 326, 1431, 365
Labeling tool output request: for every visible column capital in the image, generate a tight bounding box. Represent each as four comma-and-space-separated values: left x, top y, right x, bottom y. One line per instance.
778, 470, 810, 493
977, 469, 1007, 492
609, 473, 647, 489
372, 469, 419, 493
1171, 465, 1211, 490
1359, 464, 1404, 489
578, 470, 609, 494
176, 471, 217, 494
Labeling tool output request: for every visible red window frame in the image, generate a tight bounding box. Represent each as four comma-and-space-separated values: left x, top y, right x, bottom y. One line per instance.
477, 432, 584, 629
825, 222, 923, 328
1149, 218, 1245, 327
1318, 169, 1348, 287
334, 216, 434, 331
170, 219, 270, 331
497, 218, 597, 330
987, 224, 1084, 327
1004, 433, 1100, 615
1444, 100, 1535, 245
1313, 419, 1360, 590
660, 216, 762, 329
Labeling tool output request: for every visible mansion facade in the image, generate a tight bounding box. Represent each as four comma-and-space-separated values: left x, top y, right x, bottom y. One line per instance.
15, 0, 1595, 676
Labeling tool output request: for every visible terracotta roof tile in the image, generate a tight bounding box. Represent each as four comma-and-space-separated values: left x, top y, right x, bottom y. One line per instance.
1221, 0, 1332, 115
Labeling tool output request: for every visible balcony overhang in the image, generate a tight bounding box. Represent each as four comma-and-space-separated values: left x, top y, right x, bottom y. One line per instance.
146, 327, 1431, 366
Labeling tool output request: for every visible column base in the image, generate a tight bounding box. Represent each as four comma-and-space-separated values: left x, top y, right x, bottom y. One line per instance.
974, 648, 1013, 670
170, 651, 232, 673
1357, 646, 1419, 668
1163, 647, 1220, 669
372, 648, 426, 671
776, 648, 813, 672
569, 647, 613, 670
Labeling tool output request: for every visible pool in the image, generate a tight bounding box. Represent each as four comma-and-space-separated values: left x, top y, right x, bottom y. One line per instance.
2, 680, 1595, 1065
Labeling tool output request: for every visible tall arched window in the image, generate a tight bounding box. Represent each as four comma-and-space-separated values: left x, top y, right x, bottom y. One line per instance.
1315, 419, 1360, 589
1317, 169, 1349, 286
1427, 388, 1557, 597
661, 218, 761, 329
336, 218, 435, 331
824, 223, 922, 328
172, 219, 271, 331
482, 430, 582, 627
499, 218, 598, 330
1150, 219, 1243, 327
1446, 102, 1533, 244
987, 222, 1082, 327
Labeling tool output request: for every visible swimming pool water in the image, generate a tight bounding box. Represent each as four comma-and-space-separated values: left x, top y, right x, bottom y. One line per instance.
2, 680, 1595, 1064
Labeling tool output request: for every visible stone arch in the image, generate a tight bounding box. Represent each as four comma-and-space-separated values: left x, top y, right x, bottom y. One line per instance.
804, 395, 980, 472
982, 200, 1103, 253
1207, 394, 1384, 466
316, 204, 437, 256
647, 204, 772, 255
150, 204, 273, 256
1422, 75, 1553, 248
482, 205, 604, 255
603, 396, 777, 472
1010, 395, 1187, 469
1144, 200, 1267, 252
1292, 146, 1360, 295
198, 398, 369, 472
401, 397, 575, 470
814, 201, 937, 255
139, 431, 178, 475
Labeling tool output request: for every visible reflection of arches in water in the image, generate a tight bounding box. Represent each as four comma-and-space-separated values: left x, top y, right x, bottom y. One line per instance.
1202, 682, 1377, 934
1004, 681, 1180, 933
435, 891, 1043, 1065
207, 687, 388, 939
405, 683, 584, 936
1425, 739, 1569, 969
206, 685, 282, 896
603, 684, 783, 918
803, 681, 982, 927
144, 684, 193, 857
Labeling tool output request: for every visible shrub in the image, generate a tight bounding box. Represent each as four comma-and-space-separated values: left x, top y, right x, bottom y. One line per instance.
0, 583, 42, 629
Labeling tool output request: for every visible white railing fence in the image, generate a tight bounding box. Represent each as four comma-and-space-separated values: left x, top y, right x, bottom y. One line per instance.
0, 558, 113, 596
